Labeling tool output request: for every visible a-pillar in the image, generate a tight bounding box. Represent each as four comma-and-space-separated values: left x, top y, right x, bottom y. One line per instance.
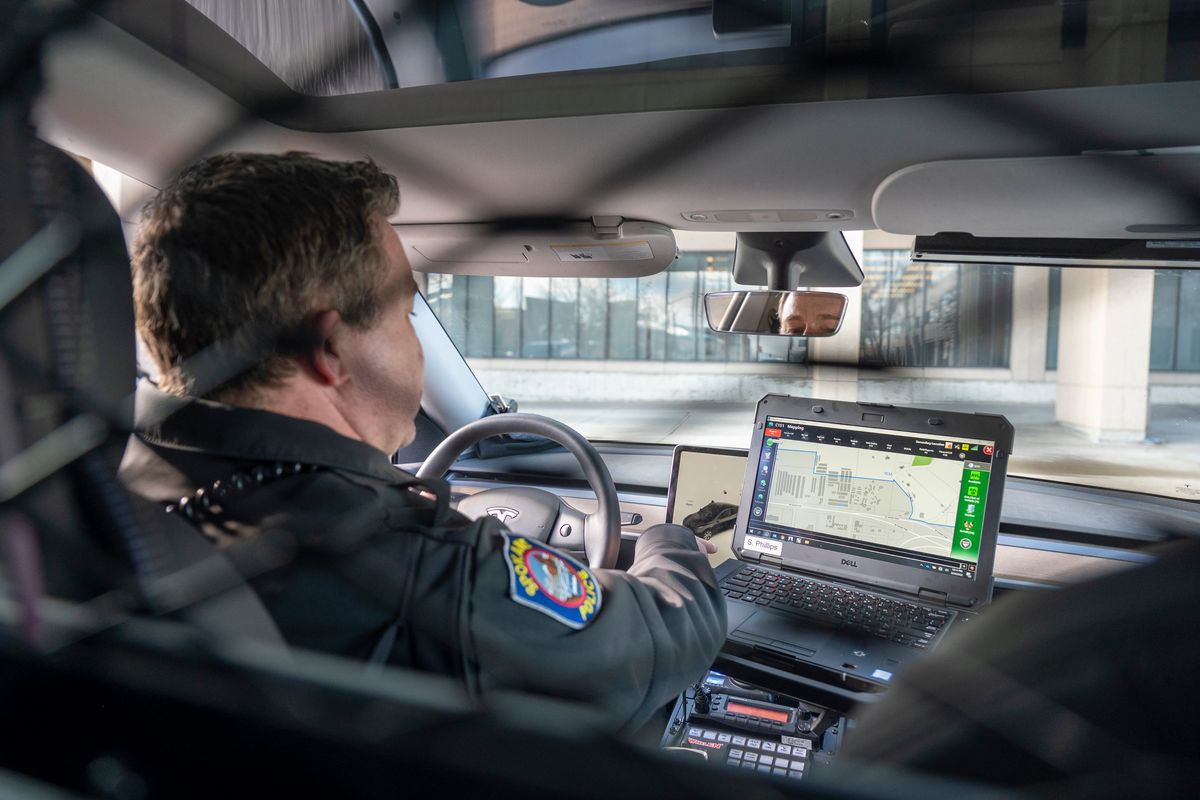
90, 161, 156, 252
1055, 268, 1154, 442
809, 231, 863, 401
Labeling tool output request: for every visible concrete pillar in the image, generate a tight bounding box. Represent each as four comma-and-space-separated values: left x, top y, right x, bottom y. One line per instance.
1009, 266, 1050, 382
809, 231, 863, 401
1055, 268, 1154, 442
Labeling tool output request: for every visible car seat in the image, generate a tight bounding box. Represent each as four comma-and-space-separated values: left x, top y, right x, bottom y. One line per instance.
0, 21, 285, 646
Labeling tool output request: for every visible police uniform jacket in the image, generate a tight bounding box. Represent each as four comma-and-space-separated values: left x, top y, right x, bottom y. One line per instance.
119, 382, 728, 731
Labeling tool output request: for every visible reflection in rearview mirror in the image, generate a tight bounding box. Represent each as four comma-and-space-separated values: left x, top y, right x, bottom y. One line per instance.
704, 290, 847, 337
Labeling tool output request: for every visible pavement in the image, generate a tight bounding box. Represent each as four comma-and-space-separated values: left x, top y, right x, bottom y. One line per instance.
522, 401, 1200, 502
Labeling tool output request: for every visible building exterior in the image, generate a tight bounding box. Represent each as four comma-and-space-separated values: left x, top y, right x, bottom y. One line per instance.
427, 231, 1200, 442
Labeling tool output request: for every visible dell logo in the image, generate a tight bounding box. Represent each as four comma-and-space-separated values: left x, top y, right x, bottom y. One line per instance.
841, 558, 858, 568
485, 507, 520, 523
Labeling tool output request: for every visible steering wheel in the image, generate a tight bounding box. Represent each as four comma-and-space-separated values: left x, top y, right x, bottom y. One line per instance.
416, 414, 621, 569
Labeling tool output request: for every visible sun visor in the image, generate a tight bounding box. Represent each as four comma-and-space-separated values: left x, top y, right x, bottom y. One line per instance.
872, 153, 1200, 239
912, 233, 1200, 269
397, 218, 676, 277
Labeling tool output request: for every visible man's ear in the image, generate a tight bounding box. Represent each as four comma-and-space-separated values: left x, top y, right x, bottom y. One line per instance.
307, 309, 351, 387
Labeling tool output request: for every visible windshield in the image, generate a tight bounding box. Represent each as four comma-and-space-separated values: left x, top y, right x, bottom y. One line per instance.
425, 231, 1200, 501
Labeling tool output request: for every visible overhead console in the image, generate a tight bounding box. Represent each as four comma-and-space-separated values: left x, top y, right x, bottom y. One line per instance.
398, 216, 676, 278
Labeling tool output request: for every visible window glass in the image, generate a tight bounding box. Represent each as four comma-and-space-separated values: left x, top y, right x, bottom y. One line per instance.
549, 278, 580, 358
1048, 269, 1200, 373
424, 251, 812, 365
860, 251, 1011, 367
1046, 268, 1061, 371
1150, 271, 1181, 371
578, 279, 608, 359
636, 272, 668, 360
699, 268, 730, 361
1175, 272, 1200, 371
186, 1, 1200, 98
520, 277, 550, 358
185, 0, 389, 96
607, 280, 638, 360
957, 264, 1012, 368
493, 276, 521, 357
465, 276, 495, 358
424, 232, 1198, 500
666, 270, 699, 361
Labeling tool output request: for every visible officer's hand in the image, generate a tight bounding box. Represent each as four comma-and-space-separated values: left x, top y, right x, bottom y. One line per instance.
695, 536, 718, 554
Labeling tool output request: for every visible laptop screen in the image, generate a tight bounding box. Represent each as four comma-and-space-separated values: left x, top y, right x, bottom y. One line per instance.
666, 447, 747, 527
745, 415, 997, 581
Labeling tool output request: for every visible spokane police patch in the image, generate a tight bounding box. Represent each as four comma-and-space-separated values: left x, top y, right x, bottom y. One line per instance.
502, 534, 602, 630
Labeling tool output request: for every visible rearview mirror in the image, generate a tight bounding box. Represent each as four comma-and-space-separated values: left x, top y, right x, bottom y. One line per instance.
704, 290, 847, 337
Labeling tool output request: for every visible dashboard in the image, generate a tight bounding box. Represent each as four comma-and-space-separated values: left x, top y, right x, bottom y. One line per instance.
439, 443, 1175, 588
433, 439, 1192, 784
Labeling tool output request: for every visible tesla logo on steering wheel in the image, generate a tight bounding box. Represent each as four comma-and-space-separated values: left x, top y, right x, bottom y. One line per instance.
486, 506, 520, 523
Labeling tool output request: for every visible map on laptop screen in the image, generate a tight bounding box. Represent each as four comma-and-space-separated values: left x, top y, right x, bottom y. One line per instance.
747, 416, 996, 580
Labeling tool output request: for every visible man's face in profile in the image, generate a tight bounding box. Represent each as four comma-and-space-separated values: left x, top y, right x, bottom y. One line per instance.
778, 292, 845, 336
337, 217, 425, 451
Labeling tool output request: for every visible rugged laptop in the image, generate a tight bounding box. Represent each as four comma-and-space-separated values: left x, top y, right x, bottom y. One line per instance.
715, 394, 1014, 687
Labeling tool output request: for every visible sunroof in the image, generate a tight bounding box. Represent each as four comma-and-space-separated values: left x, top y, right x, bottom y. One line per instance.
180, 0, 1200, 98
184, 0, 783, 94
445, 1, 786, 81
183, 0, 392, 96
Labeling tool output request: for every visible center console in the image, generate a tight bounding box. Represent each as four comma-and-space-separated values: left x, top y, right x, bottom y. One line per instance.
659, 667, 854, 783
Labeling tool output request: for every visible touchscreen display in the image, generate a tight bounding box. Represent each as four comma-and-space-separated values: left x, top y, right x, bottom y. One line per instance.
745, 416, 996, 580
668, 448, 747, 538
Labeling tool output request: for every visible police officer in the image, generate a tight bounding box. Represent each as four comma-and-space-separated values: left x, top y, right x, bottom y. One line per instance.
119, 152, 727, 731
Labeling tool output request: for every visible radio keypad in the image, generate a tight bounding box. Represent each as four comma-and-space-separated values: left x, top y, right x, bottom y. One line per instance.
683, 725, 808, 781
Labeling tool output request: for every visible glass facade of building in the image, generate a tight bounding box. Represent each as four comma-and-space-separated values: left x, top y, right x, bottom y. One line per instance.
428, 248, 1016, 368
425, 252, 808, 363
1046, 266, 1061, 371
1150, 271, 1200, 371
859, 250, 1012, 368
427, 250, 1196, 373
1046, 269, 1200, 372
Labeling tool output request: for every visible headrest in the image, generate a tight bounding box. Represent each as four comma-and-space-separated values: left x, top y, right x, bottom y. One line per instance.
0, 114, 139, 598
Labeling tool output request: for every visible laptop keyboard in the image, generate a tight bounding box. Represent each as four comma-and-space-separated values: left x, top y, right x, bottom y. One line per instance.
721, 566, 950, 649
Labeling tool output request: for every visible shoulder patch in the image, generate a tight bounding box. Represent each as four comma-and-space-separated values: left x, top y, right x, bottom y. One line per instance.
502, 534, 602, 630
